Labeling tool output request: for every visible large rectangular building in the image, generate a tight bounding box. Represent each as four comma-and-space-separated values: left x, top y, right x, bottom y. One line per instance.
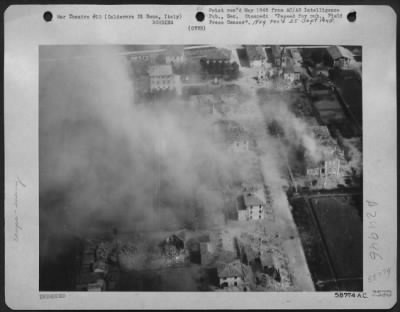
148, 64, 177, 92
237, 192, 266, 221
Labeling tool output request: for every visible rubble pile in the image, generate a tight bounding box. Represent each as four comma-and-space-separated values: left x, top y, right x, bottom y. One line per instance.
118, 241, 147, 271
76, 239, 120, 291
238, 232, 293, 291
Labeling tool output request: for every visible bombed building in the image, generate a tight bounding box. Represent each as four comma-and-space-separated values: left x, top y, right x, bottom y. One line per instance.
213, 119, 256, 154
237, 192, 267, 221
159, 234, 187, 266
305, 126, 347, 178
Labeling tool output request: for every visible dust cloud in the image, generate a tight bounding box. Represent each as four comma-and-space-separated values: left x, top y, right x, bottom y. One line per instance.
39, 46, 240, 242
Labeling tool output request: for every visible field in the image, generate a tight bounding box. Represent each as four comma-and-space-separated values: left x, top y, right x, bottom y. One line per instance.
291, 194, 363, 291
310, 196, 362, 289
291, 198, 336, 291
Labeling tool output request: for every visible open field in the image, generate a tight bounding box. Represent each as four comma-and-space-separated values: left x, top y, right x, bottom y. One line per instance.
290, 198, 336, 291
310, 196, 362, 290
291, 194, 362, 291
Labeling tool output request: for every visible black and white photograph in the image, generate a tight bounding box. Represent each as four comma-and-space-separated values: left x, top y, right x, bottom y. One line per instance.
39, 44, 363, 292
4, 4, 396, 310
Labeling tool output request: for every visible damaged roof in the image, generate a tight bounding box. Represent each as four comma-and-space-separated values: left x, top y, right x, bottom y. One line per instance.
160, 234, 185, 250
243, 192, 266, 207
310, 125, 331, 139
217, 259, 250, 279
327, 46, 354, 60
260, 251, 274, 267
214, 120, 251, 144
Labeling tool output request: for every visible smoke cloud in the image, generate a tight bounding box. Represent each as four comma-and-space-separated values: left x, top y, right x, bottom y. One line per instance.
39, 46, 241, 240
258, 94, 329, 165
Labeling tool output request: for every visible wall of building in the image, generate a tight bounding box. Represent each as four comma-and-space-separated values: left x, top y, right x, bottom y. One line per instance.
219, 276, 244, 288
307, 158, 341, 177
150, 75, 175, 91
250, 59, 266, 68
238, 209, 247, 221
248, 205, 264, 220
166, 55, 184, 64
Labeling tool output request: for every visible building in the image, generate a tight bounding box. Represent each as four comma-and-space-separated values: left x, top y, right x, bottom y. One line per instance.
271, 45, 282, 67
200, 240, 216, 266
95, 241, 113, 261
127, 49, 162, 64
257, 67, 268, 81
188, 94, 224, 118
327, 45, 355, 69
306, 126, 346, 178
288, 48, 303, 66
75, 239, 121, 291
213, 120, 253, 153
147, 64, 177, 92
93, 260, 109, 274
260, 252, 281, 282
237, 192, 266, 221
306, 158, 342, 177
76, 272, 105, 291
283, 67, 301, 83
195, 48, 235, 78
88, 279, 106, 291
134, 75, 150, 96
159, 234, 186, 266
217, 259, 251, 289
165, 46, 185, 65
245, 45, 267, 67
185, 46, 232, 63
201, 49, 232, 64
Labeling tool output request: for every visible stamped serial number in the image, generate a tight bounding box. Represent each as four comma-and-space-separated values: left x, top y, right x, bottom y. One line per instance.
334, 292, 368, 298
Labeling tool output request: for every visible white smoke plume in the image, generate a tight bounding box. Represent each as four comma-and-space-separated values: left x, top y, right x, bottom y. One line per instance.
258, 92, 334, 168
39, 46, 241, 239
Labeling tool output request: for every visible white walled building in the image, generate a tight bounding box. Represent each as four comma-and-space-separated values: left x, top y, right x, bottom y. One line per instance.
228, 140, 250, 153
305, 126, 346, 178
283, 70, 301, 83
327, 45, 355, 69
237, 192, 266, 221
246, 45, 268, 67
148, 64, 176, 92
217, 259, 250, 289
213, 119, 253, 154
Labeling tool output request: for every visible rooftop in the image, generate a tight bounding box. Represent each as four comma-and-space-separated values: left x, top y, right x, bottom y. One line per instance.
246, 45, 267, 61
214, 119, 251, 145
217, 259, 250, 279
327, 46, 354, 60
148, 64, 173, 76
260, 251, 274, 267
310, 125, 332, 140
160, 234, 185, 251
200, 48, 232, 60
243, 192, 266, 207
271, 45, 282, 58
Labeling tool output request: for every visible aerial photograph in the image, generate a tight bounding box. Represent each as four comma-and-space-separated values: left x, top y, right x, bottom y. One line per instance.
39, 44, 362, 292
